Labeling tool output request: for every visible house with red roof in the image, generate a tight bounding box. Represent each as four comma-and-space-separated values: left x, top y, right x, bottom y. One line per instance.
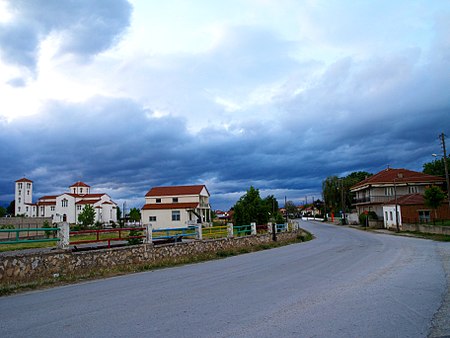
141, 185, 211, 229
350, 168, 446, 222
14, 178, 117, 224
383, 193, 450, 229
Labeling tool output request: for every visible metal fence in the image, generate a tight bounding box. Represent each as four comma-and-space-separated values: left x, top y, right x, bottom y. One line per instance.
1, 222, 292, 250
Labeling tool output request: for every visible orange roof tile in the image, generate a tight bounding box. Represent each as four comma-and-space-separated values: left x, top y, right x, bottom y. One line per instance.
142, 202, 199, 210
76, 199, 101, 205
16, 178, 33, 183
70, 181, 90, 188
145, 185, 208, 197
351, 168, 445, 190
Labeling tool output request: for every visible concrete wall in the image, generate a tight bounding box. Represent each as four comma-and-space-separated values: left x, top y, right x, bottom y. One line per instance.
402, 223, 450, 236
0, 231, 304, 285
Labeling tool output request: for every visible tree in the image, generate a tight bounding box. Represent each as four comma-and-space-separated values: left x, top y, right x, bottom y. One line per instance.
78, 205, 96, 228
129, 208, 141, 223
233, 186, 279, 226
423, 158, 450, 179
6, 200, 14, 215
322, 171, 372, 213
0, 206, 6, 217
322, 176, 340, 212
424, 186, 446, 219
285, 200, 298, 217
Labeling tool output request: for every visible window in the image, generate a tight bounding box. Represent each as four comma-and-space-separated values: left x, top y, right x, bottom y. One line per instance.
149, 216, 157, 222
18, 190, 21, 195
18, 183, 22, 189
62, 199, 68, 207
385, 187, 394, 196
51, 206, 55, 211
173, 197, 178, 203
18, 207, 21, 212
418, 210, 430, 223
385, 211, 388, 220
408, 186, 419, 194
389, 211, 393, 221
156, 198, 161, 203
172, 210, 181, 221
77, 205, 82, 211
27, 183, 31, 189
27, 190, 30, 195
80, 188, 83, 194
26, 206, 29, 212
18, 197, 21, 203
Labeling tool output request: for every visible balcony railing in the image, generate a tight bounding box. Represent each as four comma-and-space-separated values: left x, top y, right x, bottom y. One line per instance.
353, 195, 409, 204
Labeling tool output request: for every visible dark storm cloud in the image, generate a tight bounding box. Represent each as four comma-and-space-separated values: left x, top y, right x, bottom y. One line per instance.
0, 0, 132, 72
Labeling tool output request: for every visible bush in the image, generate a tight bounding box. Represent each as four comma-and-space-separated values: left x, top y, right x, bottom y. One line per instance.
42, 220, 52, 238
127, 229, 143, 245
359, 211, 378, 225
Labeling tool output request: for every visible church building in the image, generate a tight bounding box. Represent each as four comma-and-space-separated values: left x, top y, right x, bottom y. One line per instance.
14, 178, 118, 224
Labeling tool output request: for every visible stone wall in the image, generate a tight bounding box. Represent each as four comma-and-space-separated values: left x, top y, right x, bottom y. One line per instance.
402, 223, 450, 236
0, 231, 304, 285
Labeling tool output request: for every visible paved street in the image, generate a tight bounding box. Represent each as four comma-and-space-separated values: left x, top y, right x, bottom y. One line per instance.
1, 220, 449, 338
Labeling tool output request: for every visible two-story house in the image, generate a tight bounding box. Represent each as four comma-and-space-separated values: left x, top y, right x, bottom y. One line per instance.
141, 185, 211, 229
350, 168, 445, 219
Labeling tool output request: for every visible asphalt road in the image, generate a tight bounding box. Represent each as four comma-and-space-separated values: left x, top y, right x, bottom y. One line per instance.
1, 220, 449, 338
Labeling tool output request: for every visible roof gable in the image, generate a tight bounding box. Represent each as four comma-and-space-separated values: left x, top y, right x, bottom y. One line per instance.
16, 178, 33, 183
70, 181, 90, 188
145, 185, 209, 197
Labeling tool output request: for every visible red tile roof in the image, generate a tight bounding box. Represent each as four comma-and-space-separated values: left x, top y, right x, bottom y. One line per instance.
76, 199, 101, 205
38, 195, 58, 200
142, 202, 199, 210
37, 201, 56, 206
351, 168, 445, 190
70, 181, 90, 188
145, 185, 208, 197
16, 178, 33, 183
386, 193, 425, 205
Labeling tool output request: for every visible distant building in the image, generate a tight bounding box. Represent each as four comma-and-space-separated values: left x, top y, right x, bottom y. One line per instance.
141, 185, 211, 229
350, 168, 445, 219
14, 178, 118, 224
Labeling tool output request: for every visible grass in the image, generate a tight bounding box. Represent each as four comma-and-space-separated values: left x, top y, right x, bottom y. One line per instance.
0, 230, 313, 296
399, 231, 450, 242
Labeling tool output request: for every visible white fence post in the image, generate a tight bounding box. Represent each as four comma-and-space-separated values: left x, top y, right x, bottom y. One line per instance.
57, 222, 70, 250
227, 223, 234, 238
197, 224, 203, 240
268, 222, 273, 233
251, 222, 256, 235
144, 223, 153, 244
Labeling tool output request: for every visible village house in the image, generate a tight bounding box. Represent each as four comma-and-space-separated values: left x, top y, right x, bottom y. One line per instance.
383, 194, 450, 229
350, 168, 446, 220
141, 185, 211, 229
15, 178, 118, 224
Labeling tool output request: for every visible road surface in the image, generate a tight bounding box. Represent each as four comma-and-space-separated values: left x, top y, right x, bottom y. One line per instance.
1, 220, 449, 337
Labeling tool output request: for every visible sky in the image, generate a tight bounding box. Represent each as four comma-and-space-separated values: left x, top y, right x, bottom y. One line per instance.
0, 0, 449, 211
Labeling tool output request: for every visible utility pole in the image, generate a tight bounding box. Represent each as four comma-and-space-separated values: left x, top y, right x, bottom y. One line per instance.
439, 133, 450, 208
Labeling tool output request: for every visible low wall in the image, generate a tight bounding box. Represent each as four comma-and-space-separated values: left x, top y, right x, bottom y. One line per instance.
402, 223, 450, 236
0, 231, 304, 285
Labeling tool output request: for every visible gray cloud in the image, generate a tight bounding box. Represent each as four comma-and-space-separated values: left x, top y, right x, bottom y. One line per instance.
0, 0, 132, 72
1, 4, 449, 210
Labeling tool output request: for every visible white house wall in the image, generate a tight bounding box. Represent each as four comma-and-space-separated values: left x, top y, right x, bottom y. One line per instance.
383, 205, 402, 229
